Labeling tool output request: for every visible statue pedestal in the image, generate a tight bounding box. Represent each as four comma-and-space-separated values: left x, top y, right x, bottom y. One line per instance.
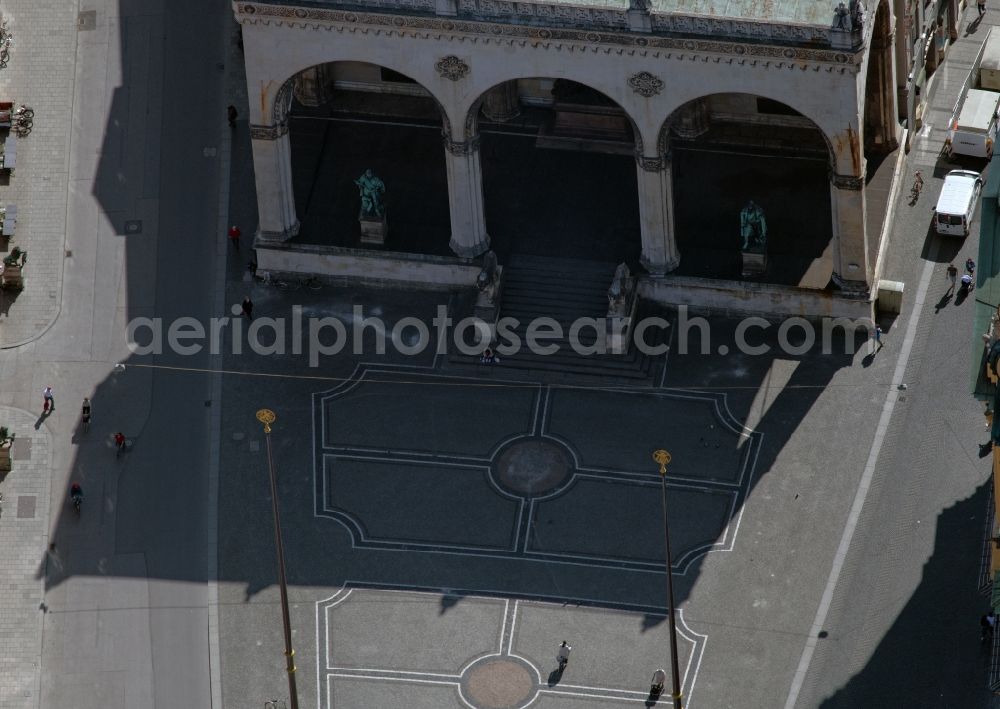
740, 250, 767, 279
359, 213, 387, 246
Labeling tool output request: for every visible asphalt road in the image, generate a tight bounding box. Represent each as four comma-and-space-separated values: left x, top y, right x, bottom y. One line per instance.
35, 0, 227, 707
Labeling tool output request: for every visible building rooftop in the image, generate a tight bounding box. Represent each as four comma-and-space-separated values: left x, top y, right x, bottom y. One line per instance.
246, 0, 840, 32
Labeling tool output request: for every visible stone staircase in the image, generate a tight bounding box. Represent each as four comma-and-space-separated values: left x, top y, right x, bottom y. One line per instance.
447, 254, 665, 381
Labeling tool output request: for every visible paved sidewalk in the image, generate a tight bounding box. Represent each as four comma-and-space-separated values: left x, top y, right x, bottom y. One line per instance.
0, 407, 51, 709
0, 0, 78, 347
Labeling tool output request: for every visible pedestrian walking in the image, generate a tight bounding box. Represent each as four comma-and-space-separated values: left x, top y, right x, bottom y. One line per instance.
556, 641, 571, 671
227, 104, 238, 128
228, 225, 241, 251
114, 431, 126, 457
983, 610, 997, 640
241, 296, 253, 320
947, 263, 958, 293
874, 325, 883, 350
979, 0, 987, 17
42, 386, 54, 413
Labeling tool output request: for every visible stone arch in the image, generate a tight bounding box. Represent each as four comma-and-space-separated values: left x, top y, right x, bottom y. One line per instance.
462, 77, 645, 158
655, 92, 841, 288
656, 93, 837, 168
861, 0, 898, 153
457, 76, 645, 263
254, 58, 457, 253
265, 60, 454, 135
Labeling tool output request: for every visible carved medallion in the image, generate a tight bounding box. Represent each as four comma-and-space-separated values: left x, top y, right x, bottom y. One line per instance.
628, 71, 664, 97
435, 55, 470, 81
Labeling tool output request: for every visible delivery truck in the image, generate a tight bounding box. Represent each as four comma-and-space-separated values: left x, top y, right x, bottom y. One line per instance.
946, 28, 1000, 158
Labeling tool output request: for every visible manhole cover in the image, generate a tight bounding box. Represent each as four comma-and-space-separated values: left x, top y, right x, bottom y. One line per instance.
463, 657, 536, 709
124, 220, 142, 234
493, 439, 571, 496
77, 10, 97, 30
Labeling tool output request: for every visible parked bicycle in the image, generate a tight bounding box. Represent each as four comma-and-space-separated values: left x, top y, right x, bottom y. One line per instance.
262, 272, 300, 291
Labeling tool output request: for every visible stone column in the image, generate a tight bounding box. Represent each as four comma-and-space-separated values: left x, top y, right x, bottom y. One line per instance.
444, 133, 490, 258
251, 81, 299, 243
481, 81, 521, 123
829, 170, 870, 296
250, 125, 299, 243
635, 153, 680, 276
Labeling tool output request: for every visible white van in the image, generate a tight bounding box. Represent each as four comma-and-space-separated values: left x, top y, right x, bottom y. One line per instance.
947, 89, 1000, 158
934, 169, 983, 237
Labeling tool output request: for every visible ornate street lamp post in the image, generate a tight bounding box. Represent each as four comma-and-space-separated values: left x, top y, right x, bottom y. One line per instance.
257, 409, 300, 709
653, 449, 683, 709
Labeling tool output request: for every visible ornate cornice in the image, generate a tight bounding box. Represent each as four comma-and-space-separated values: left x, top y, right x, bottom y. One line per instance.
250, 123, 289, 140
235, 3, 862, 67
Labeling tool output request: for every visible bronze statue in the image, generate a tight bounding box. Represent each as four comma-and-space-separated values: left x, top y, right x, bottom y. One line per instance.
740, 200, 767, 251
354, 169, 386, 218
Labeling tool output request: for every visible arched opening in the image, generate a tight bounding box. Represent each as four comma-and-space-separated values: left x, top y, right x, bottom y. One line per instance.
285, 62, 452, 254
468, 78, 642, 265
664, 93, 833, 286
863, 1, 898, 155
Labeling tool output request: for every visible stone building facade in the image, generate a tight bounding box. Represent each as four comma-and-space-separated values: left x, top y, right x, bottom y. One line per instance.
233, 0, 902, 318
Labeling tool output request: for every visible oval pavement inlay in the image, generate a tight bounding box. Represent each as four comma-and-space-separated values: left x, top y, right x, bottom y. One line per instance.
464, 658, 535, 709
494, 439, 571, 496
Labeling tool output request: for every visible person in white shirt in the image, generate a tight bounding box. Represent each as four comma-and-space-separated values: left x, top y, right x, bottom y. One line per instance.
556, 641, 571, 670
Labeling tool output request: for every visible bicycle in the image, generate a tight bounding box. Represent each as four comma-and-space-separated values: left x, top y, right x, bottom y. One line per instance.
14, 104, 33, 121
302, 275, 322, 291
262, 272, 301, 291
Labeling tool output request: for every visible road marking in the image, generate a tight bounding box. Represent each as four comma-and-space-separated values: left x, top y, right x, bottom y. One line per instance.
783, 244, 938, 708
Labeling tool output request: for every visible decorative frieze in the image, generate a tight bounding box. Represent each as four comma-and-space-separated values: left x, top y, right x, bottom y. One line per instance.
435, 55, 470, 81
235, 4, 862, 66
443, 132, 481, 155
830, 171, 864, 190
635, 154, 665, 171
250, 123, 289, 140
627, 71, 663, 97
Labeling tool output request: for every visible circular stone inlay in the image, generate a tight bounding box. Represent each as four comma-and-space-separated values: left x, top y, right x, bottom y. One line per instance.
494, 439, 571, 496
465, 659, 535, 709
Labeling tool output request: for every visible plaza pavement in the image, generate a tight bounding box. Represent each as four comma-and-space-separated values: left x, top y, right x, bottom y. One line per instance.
214, 23, 1000, 709
0, 0, 996, 707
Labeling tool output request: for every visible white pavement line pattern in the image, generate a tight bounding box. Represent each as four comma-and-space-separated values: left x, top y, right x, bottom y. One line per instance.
783, 247, 938, 708
315, 585, 708, 708
315, 369, 763, 574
